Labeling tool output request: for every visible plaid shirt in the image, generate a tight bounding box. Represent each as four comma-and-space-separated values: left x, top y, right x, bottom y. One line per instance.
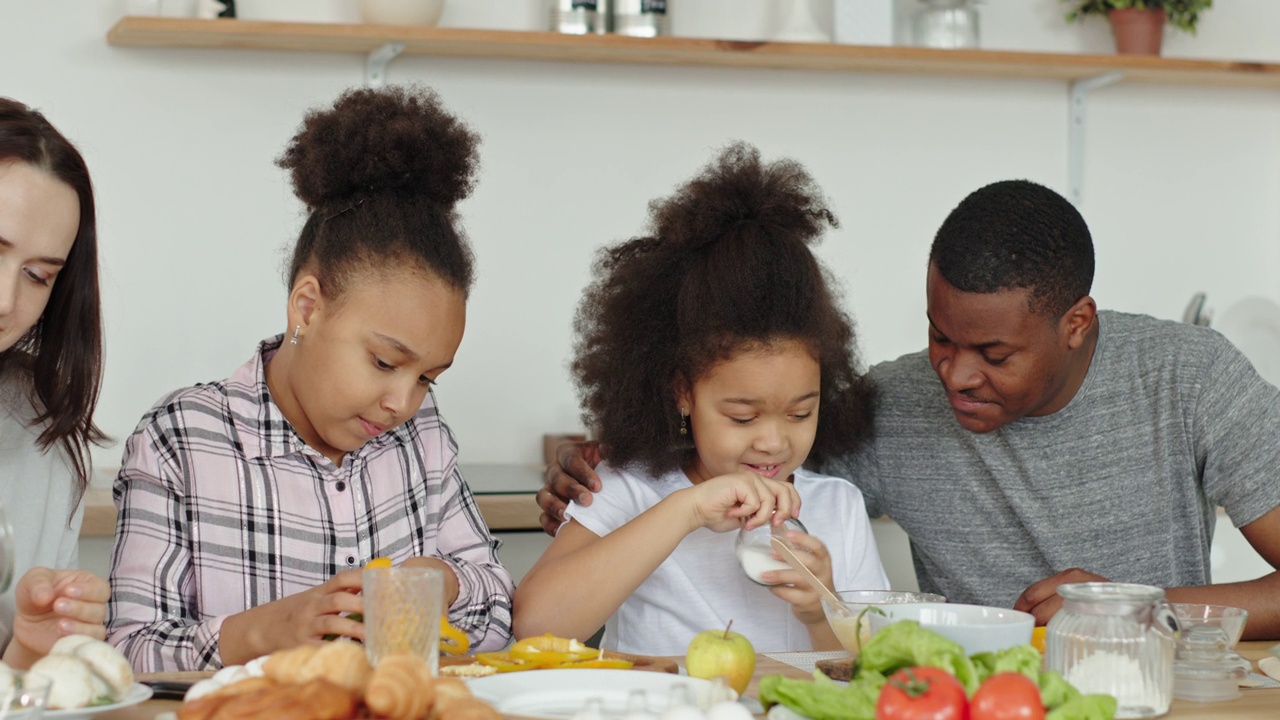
106, 336, 513, 671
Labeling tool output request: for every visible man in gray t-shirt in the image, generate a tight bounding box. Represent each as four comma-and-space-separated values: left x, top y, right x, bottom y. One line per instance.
542, 180, 1280, 639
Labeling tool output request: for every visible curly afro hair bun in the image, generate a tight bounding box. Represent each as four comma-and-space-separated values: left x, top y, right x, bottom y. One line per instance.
279, 85, 480, 298
278, 85, 479, 212
650, 142, 837, 254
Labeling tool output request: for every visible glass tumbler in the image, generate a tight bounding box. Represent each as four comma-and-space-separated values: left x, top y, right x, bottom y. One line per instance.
363, 566, 443, 674
735, 517, 807, 586
1046, 583, 1178, 719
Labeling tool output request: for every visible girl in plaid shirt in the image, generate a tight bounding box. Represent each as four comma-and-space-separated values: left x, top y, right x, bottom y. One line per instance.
106, 87, 514, 671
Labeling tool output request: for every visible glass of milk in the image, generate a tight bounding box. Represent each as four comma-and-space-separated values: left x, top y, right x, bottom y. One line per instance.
734, 517, 807, 585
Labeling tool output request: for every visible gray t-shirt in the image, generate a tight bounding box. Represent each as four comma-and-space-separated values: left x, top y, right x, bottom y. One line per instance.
0, 362, 82, 651
826, 311, 1280, 608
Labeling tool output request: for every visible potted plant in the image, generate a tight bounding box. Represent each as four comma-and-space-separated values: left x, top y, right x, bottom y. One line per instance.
1062, 0, 1212, 56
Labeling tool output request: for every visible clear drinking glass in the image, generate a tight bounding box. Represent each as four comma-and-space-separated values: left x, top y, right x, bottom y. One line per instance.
735, 517, 807, 585
0, 503, 13, 595
0, 669, 51, 719
1046, 583, 1177, 719
363, 566, 443, 674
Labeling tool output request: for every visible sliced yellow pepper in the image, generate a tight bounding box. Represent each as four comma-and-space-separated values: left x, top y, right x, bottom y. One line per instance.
476, 651, 541, 672
549, 657, 634, 670
440, 618, 470, 655
1031, 626, 1047, 654
365, 557, 394, 569
510, 634, 598, 665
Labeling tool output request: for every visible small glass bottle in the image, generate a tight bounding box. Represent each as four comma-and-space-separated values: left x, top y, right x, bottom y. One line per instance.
911, 0, 980, 49
1045, 583, 1178, 719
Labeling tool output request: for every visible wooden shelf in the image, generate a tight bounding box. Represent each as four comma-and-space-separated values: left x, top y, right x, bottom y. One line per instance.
106, 16, 1280, 89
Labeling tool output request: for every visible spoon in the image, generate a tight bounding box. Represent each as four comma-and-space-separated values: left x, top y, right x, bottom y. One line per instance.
769, 535, 850, 617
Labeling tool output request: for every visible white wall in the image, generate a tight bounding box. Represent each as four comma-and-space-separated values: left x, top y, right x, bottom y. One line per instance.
1, 0, 1278, 475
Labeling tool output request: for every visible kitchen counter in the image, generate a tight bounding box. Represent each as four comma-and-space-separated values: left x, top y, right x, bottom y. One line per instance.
80, 463, 545, 537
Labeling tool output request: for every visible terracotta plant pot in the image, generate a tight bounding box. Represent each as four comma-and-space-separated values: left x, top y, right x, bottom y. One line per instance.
1107, 7, 1166, 55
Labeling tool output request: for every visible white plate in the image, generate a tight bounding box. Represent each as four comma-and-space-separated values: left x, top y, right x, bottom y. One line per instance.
1214, 296, 1280, 387
468, 669, 745, 719
42, 684, 153, 720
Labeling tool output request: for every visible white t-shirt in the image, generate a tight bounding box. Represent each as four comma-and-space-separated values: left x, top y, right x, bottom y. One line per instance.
0, 364, 83, 651
563, 464, 888, 655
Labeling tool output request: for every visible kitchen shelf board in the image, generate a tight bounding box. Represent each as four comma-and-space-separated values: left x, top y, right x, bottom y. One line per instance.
107, 16, 1280, 89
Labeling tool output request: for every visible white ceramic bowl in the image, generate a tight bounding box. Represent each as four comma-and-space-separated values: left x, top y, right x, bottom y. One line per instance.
1170, 603, 1248, 648
359, 0, 446, 26
868, 602, 1034, 655
822, 590, 946, 658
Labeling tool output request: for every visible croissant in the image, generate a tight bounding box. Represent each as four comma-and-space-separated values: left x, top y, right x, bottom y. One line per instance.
177, 677, 279, 720
302, 640, 373, 693
365, 653, 435, 720
439, 698, 502, 720
430, 677, 474, 717
263, 645, 319, 684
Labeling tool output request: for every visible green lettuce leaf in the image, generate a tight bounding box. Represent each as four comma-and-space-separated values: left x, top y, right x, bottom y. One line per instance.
857, 620, 981, 693
1045, 693, 1118, 720
758, 673, 878, 720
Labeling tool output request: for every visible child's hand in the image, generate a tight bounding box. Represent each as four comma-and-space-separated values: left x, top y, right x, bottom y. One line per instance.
224, 569, 365, 663
686, 471, 800, 533
763, 531, 835, 626
5, 568, 110, 668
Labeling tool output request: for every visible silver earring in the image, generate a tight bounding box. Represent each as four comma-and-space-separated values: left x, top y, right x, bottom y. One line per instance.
679, 410, 688, 436
290, 325, 300, 345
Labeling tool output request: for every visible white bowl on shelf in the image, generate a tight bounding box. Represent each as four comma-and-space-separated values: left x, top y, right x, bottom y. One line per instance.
359, 0, 446, 26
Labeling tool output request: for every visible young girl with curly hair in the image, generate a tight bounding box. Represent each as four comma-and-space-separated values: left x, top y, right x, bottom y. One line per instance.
514, 144, 887, 654
106, 86, 513, 671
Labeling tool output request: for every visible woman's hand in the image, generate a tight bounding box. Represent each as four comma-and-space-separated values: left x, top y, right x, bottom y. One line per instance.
763, 531, 835, 626
218, 569, 364, 666
685, 471, 800, 533
4, 568, 110, 668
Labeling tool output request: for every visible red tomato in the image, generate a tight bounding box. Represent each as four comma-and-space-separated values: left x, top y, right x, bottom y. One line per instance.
876, 666, 969, 720
970, 672, 1045, 720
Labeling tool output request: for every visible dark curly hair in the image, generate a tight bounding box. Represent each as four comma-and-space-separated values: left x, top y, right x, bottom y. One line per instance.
277, 85, 478, 298
930, 179, 1094, 317
0, 97, 107, 516
572, 143, 876, 475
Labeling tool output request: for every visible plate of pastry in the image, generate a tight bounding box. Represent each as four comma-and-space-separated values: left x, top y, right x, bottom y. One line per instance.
42, 683, 153, 720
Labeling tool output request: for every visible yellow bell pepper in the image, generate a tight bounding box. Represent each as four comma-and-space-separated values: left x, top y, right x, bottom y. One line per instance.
476, 651, 541, 672
440, 618, 470, 655
364, 557, 393, 569
509, 634, 598, 665
549, 657, 634, 670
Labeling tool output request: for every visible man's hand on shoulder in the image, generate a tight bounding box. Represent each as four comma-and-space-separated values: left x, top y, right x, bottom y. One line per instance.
1014, 568, 1110, 625
538, 440, 605, 536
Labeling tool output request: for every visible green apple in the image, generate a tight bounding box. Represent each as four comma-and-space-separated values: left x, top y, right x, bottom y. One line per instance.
685, 622, 756, 696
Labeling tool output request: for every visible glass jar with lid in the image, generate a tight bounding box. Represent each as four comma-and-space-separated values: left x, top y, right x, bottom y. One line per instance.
911, 0, 980, 49
1045, 583, 1178, 719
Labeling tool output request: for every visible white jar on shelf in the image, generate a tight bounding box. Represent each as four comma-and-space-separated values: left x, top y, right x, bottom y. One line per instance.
911, 0, 980, 49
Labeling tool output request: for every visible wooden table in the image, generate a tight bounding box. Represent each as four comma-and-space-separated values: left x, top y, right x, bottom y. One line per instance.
106, 642, 1280, 719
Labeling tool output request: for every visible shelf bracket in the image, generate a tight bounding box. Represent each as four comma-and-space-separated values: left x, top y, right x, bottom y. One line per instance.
366, 42, 405, 87
1068, 71, 1125, 205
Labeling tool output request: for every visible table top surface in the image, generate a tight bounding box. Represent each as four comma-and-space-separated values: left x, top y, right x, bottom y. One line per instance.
103, 641, 1279, 720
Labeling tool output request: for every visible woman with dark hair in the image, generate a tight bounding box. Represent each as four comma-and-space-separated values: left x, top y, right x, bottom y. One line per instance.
106, 86, 513, 672
0, 97, 110, 668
